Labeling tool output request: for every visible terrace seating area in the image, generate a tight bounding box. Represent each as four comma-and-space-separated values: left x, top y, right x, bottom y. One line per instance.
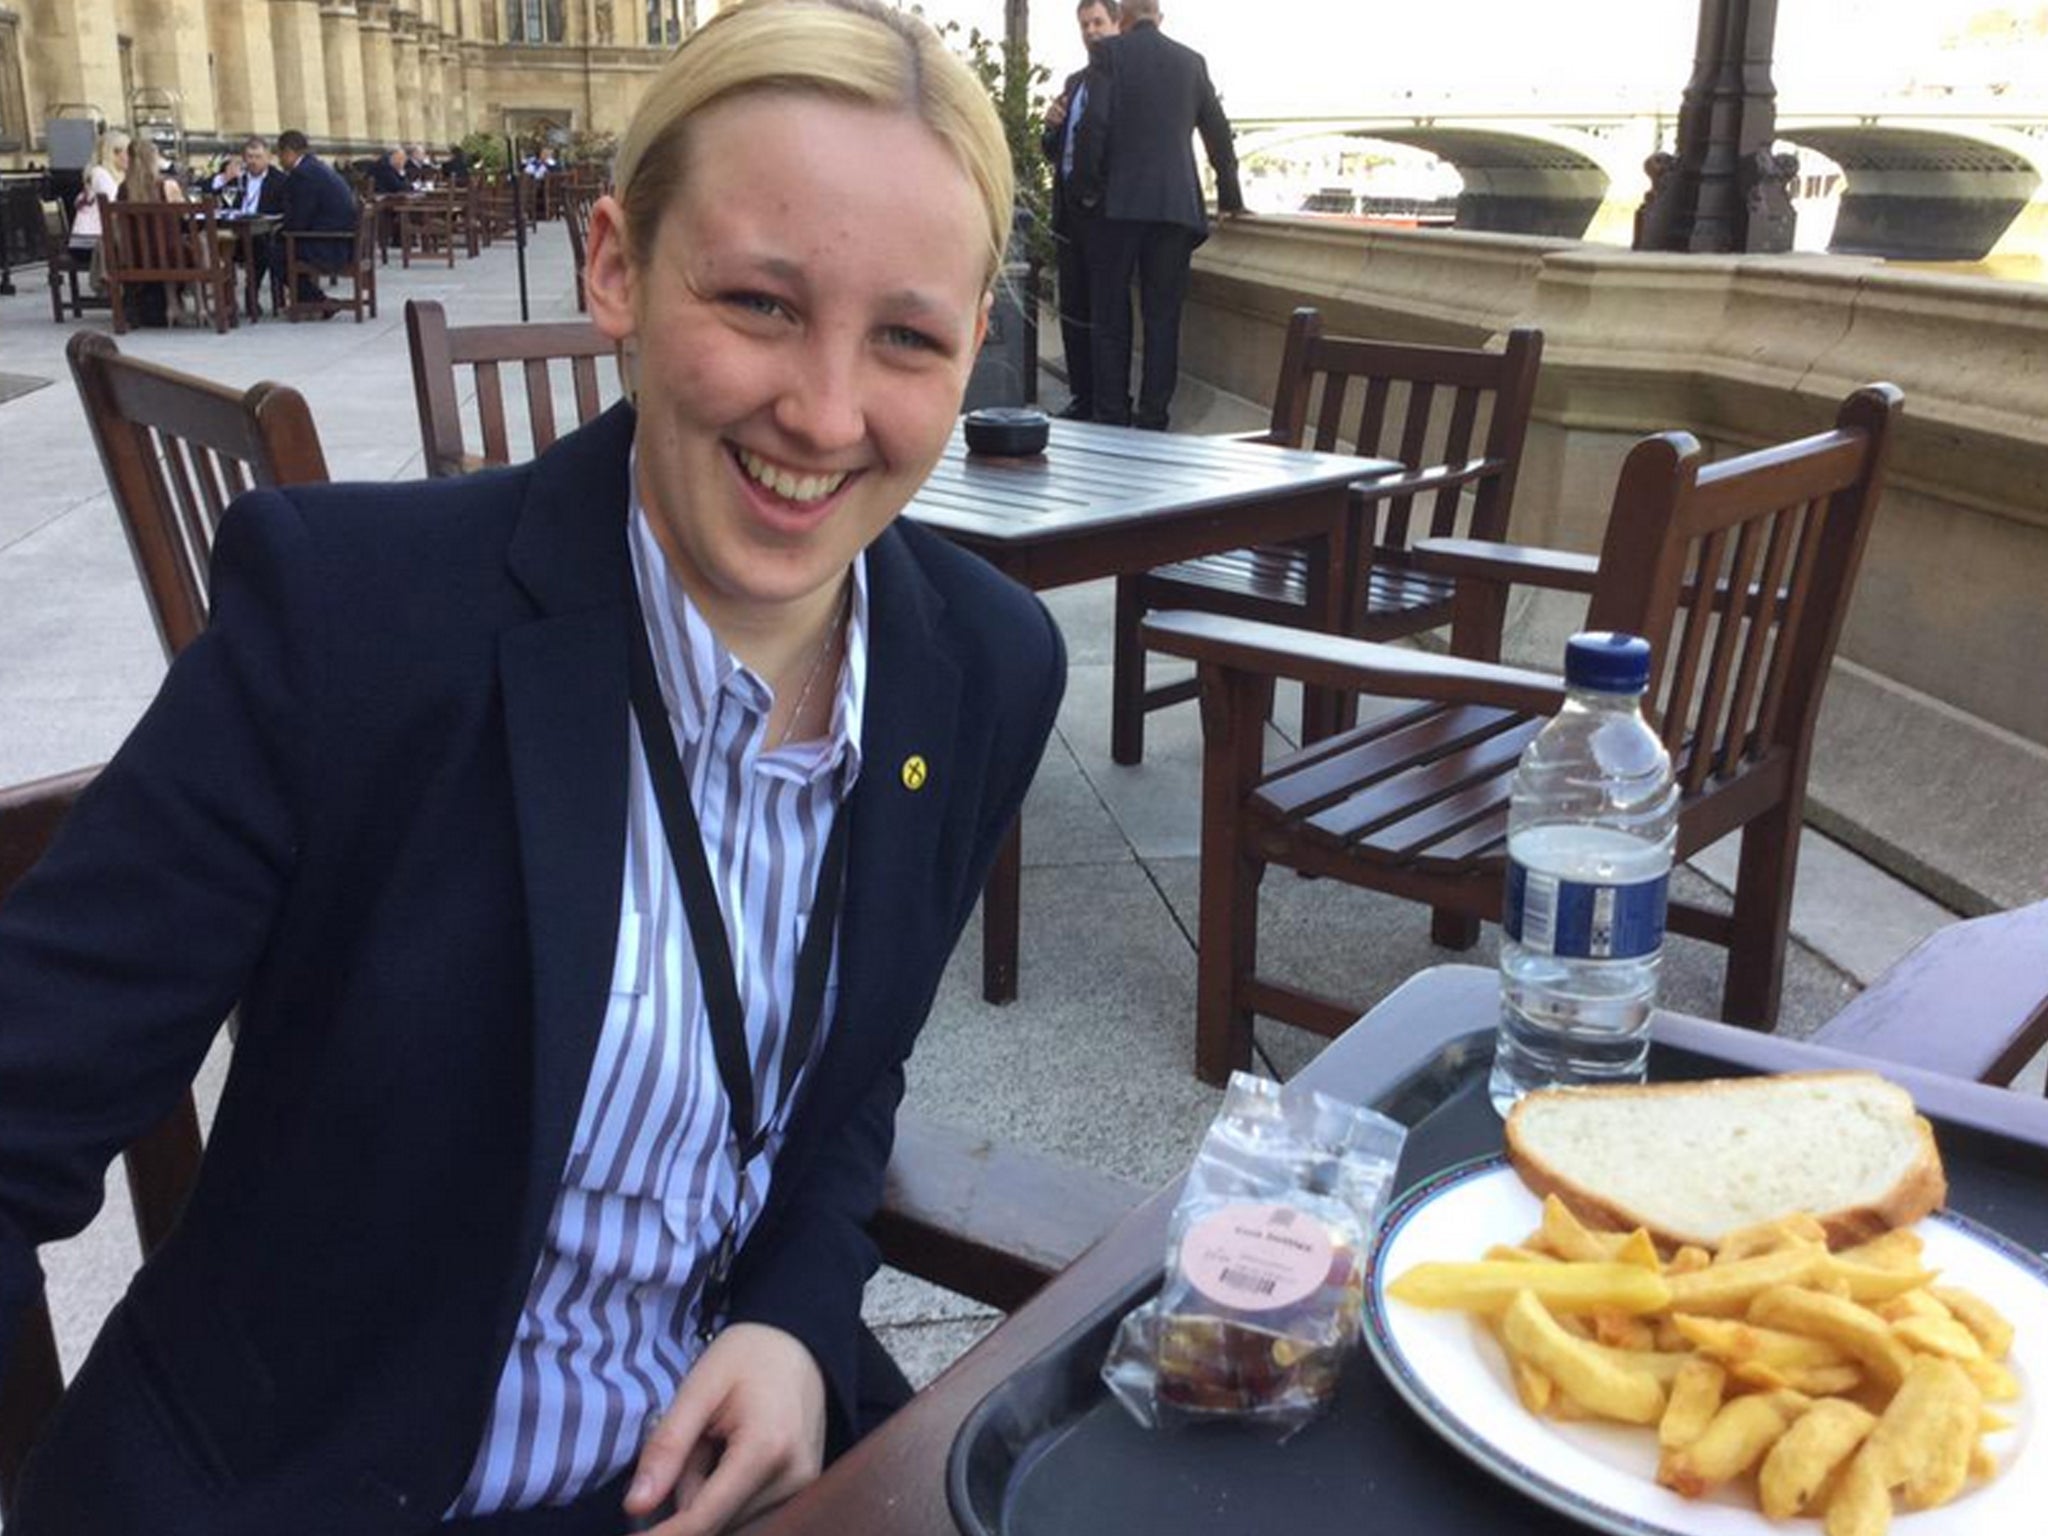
0, 206, 2041, 1455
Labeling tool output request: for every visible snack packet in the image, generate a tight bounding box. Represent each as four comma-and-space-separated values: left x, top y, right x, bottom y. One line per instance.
1102, 1071, 1407, 1434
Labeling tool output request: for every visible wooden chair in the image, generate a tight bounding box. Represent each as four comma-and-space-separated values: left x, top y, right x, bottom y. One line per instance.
562, 189, 592, 312
1145, 384, 1903, 1083
405, 297, 632, 477
101, 200, 237, 336
284, 198, 377, 323
1111, 308, 1545, 765
0, 768, 206, 1520
43, 205, 109, 323
67, 331, 331, 660
1811, 900, 2048, 1094
395, 189, 460, 269
0, 762, 1139, 1512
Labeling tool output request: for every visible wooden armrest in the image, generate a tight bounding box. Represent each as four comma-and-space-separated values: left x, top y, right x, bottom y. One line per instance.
1411, 538, 1602, 595
872, 1111, 1145, 1312
1348, 457, 1502, 503
1141, 611, 1565, 715
1809, 902, 2048, 1089
0, 766, 99, 896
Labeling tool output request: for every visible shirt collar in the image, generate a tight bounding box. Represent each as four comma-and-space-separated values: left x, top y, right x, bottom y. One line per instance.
625, 459, 867, 791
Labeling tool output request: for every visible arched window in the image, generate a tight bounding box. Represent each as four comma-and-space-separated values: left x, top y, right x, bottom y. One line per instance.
508, 0, 567, 43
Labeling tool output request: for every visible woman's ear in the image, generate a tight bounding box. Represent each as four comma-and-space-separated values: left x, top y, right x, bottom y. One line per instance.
584, 195, 639, 343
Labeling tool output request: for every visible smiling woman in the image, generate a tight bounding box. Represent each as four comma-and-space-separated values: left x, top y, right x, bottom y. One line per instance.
0, 3, 1066, 1534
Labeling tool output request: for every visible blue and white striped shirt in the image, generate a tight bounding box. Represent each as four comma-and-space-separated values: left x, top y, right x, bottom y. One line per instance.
450, 498, 868, 1515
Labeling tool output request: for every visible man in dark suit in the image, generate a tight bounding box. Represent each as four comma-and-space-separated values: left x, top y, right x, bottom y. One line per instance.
1039, 0, 1120, 421
369, 146, 411, 195
0, 404, 1064, 1533
270, 128, 359, 309
225, 136, 288, 309
1073, 0, 1244, 430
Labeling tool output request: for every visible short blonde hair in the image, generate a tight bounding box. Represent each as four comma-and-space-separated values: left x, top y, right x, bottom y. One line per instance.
95, 129, 131, 178
615, 0, 1013, 287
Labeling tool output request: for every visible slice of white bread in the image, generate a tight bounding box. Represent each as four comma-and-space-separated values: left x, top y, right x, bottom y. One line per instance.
1503, 1071, 1947, 1250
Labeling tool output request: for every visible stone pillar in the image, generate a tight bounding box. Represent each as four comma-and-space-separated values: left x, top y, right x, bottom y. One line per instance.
207, 0, 283, 136
358, 0, 398, 146
318, 3, 367, 147
21, 0, 127, 128
390, 6, 422, 145
417, 24, 446, 145
270, 0, 334, 137
131, 0, 221, 134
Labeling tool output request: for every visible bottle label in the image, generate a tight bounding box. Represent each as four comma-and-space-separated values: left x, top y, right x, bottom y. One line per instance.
1505, 861, 1668, 960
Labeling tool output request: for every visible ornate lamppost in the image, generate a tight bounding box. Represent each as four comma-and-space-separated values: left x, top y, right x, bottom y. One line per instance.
1635, 0, 1799, 253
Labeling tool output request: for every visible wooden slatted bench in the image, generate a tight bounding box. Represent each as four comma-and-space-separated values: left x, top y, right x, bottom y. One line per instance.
1809, 900, 2048, 1093
876, 1114, 1146, 1312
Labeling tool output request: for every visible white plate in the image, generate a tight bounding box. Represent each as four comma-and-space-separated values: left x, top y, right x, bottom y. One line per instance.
1364, 1157, 2048, 1536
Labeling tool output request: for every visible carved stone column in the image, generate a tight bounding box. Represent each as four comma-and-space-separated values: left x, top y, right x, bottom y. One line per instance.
205, 0, 282, 134
20, 0, 128, 126
416, 23, 447, 145
321, 2, 368, 146
270, 0, 333, 137
131, 0, 220, 134
357, 0, 398, 145
391, 5, 422, 144
1634, 0, 1794, 254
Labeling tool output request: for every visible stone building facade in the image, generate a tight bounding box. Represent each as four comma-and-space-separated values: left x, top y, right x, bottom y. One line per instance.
0, 0, 716, 168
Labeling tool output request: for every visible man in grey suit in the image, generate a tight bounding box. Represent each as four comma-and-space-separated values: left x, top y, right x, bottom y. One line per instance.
1073, 0, 1243, 430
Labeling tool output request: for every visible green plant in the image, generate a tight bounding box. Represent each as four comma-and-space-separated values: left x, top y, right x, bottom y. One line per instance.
922, 12, 1054, 275
459, 131, 509, 175
567, 128, 619, 170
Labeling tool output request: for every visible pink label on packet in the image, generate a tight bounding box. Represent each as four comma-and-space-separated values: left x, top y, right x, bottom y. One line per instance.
1178, 1201, 1333, 1313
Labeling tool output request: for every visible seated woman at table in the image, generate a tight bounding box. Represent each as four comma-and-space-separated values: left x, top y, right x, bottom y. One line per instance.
64, 127, 128, 277
114, 134, 188, 327
0, 3, 1060, 1535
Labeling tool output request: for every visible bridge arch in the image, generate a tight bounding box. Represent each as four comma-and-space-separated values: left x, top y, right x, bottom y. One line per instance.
1777, 120, 2048, 261
1236, 119, 1648, 240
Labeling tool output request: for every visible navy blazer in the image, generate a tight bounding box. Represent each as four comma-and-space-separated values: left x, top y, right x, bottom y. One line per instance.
281, 150, 358, 238
1073, 21, 1243, 232
0, 404, 1065, 1532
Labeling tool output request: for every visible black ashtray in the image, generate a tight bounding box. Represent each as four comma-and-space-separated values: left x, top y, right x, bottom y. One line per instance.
963, 407, 1050, 457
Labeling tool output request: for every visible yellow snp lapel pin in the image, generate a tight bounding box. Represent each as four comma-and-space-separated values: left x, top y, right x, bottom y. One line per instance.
900, 755, 929, 791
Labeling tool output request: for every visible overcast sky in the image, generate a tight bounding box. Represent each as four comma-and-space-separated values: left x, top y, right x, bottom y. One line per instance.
905, 1, 2042, 118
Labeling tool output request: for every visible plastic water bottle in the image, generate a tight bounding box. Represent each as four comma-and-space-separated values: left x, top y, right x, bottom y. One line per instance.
1489, 632, 1678, 1116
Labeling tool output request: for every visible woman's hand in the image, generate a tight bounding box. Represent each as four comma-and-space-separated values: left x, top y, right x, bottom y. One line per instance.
623, 1323, 828, 1535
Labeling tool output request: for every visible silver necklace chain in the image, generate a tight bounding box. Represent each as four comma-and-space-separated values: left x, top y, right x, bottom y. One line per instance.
775, 582, 851, 750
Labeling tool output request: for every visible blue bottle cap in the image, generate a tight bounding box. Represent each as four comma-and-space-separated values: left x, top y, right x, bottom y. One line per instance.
1564, 631, 1652, 693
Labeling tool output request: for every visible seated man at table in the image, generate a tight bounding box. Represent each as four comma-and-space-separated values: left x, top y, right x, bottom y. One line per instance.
270, 128, 359, 310
230, 136, 287, 307
370, 146, 411, 195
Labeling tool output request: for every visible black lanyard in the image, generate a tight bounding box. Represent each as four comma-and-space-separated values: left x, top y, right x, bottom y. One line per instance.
621, 570, 851, 1339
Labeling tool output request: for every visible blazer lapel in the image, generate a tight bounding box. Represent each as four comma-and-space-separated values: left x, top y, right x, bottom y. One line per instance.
499, 404, 637, 1255
801, 524, 964, 1132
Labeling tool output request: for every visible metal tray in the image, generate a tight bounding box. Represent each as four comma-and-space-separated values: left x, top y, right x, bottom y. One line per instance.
944, 1033, 2048, 1536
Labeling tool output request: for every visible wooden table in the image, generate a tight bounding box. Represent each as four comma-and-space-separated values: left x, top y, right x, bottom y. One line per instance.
744, 964, 2048, 1536
906, 420, 1397, 1003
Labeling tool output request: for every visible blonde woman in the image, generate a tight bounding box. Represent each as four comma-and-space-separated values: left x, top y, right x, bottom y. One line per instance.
65, 127, 128, 265
0, 3, 1060, 1533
